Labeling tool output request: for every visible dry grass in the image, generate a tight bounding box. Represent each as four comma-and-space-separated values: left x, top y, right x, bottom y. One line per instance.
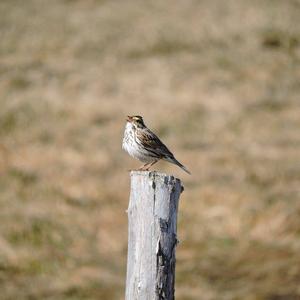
0, 0, 300, 299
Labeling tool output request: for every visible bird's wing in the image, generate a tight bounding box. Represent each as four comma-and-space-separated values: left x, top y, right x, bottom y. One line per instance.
139, 129, 174, 159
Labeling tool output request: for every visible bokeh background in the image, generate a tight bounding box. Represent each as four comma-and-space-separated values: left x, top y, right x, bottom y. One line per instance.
1, 0, 300, 299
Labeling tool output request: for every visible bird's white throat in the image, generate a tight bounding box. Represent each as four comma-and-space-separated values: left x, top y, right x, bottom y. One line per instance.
122, 122, 135, 151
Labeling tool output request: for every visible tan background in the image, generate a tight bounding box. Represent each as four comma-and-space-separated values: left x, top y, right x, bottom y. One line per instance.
0, 0, 300, 299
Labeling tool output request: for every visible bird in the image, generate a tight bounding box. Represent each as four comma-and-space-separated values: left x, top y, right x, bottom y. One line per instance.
122, 115, 191, 174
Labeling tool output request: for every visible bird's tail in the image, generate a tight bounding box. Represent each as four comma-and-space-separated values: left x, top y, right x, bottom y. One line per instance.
166, 157, 191, 175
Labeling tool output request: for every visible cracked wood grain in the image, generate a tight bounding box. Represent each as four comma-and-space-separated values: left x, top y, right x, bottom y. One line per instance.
125, 171, 182, 300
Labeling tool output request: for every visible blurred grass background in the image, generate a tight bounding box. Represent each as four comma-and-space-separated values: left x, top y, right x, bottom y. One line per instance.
0, 0, 300, 299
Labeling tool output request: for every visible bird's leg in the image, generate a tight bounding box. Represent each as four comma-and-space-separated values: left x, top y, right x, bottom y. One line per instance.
144, 160, 158, 171
137, 162, 151, 171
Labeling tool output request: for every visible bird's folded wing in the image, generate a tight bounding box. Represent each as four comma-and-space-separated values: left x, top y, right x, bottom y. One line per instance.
139, 130, 174, 159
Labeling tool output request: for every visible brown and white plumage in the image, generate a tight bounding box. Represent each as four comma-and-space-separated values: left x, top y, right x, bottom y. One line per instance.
122, 115, 191, 174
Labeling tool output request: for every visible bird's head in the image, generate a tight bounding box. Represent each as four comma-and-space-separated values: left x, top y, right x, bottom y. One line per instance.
126, 115, 146, 129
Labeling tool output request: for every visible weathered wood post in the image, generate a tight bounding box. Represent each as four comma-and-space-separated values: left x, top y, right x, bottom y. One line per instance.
125, 171, 183, 300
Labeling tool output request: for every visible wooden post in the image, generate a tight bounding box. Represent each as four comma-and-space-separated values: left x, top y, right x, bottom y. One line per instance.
125, 171, 183, 300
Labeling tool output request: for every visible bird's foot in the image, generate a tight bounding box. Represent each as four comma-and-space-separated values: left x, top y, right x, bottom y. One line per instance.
128, 168, 149, 172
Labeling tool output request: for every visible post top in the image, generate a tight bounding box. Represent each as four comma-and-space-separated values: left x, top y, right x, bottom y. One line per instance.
130, 170, 182, 187
130, 170, 176, 178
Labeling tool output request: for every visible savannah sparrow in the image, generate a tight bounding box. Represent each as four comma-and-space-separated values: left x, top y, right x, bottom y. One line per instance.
122, 115, 191, 174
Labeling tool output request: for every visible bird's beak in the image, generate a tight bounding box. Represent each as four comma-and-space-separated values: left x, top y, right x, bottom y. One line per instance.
126, 116, 132, 122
